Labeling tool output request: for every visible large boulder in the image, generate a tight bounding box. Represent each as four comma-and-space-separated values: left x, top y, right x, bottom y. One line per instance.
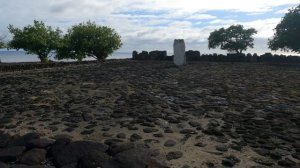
0, 146, 26, 162
26, 138, 54, 149
53, 141, 108, 167
48, 138, 71, 158
77, 151, 111, 168
9, 133, 40, 147
107, 142, 134, 156
113, 147, 168, 168
0, 161, 8, 168
19, 148, 47, 165
0, 133, 11, 148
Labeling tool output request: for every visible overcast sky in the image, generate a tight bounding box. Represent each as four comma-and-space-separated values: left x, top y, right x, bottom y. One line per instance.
0, 0, 299, 55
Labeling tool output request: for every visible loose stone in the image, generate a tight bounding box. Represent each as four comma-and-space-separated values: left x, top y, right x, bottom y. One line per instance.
164, 140, 177, 147
166, 151, 183, 160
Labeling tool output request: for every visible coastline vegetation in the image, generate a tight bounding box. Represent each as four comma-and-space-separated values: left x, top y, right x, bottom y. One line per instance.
8, 20, 61, 63
1, 4, 299, 63
56, 21, 122, 62
7, 21, 122, 63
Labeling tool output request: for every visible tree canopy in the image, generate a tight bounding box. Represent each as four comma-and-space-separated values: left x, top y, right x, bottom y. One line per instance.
208, 25, 257, 54
268, 5, 300, 53
8, 20, 61, 63
56, 21, 122, 61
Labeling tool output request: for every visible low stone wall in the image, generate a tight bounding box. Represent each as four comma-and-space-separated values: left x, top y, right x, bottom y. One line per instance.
0, 61, 98, 73
132, 50, 300, 63
186, 50, 200, 61
132, 50, 169, 61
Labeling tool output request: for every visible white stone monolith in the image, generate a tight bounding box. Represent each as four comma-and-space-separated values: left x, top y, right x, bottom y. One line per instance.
173, 39, 186, 66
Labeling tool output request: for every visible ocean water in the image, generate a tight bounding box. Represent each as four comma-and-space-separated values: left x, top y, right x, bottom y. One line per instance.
0, 50, 132, 63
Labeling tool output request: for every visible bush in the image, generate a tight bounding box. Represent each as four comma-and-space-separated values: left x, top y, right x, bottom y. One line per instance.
56, 21, 122, 61
8, 20, 61, 63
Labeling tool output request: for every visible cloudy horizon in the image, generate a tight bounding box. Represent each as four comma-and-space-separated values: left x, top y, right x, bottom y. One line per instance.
0, 0, 299, 55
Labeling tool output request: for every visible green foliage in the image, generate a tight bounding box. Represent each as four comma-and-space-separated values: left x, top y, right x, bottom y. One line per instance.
8, 20, 61, 63
0, 41, 5, 48
268, 5, 300, 53
208, 25, 257, 54
0, 34, 6, 48
56, 21, 122, 61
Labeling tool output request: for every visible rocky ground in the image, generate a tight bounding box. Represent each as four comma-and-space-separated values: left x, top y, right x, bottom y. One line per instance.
0, 60, 300, 168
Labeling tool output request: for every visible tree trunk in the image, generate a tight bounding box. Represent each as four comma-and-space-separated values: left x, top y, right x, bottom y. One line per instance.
96, 54, 107, 62
235, 49, 243, 54
39, 55, 49, 63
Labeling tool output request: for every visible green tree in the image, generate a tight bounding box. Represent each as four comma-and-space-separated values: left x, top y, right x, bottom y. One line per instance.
0, 41, 4, 48
208, 25, 257, 54
268, 5, 300, 53
0, 34, 6, 48
56, 21, 122, 61
8, 20, 61, 63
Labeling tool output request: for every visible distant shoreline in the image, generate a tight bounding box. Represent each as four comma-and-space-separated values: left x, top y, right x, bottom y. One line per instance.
0, 50, 131, 63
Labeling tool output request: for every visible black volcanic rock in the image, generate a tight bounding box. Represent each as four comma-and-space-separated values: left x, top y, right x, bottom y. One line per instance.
77, 150, 110, 168
164, 140, 176, 147
278, 158, 296, 167
0, 146, 26, 162
107, 143, 134, 156
9, 133, 40, 147
26, 138, 54, 149
143, 128, 159, 133
114, 147, 168, 168
180, 129, 197, 135
130, 134, 142, 142
48, 138, 71, 157
0, 162, 8, 168
53, 141, 108, 167
82, 113, 93, 121
166, 151, 183, 160
19, 148, 47, 165
188, 121, 201, 127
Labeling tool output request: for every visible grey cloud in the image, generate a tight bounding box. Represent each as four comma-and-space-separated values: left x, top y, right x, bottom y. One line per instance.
50, 1, 72, 13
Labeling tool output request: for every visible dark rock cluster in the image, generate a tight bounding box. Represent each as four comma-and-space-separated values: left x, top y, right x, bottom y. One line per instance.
132, 50, 169, 60
186, 50, 200, 61
200, 52, 300, 63
132, 50, 300, 63
0, 132, 167, 168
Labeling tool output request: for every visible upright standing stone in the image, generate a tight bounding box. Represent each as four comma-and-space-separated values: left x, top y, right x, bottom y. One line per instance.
173, 39, 186, 66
